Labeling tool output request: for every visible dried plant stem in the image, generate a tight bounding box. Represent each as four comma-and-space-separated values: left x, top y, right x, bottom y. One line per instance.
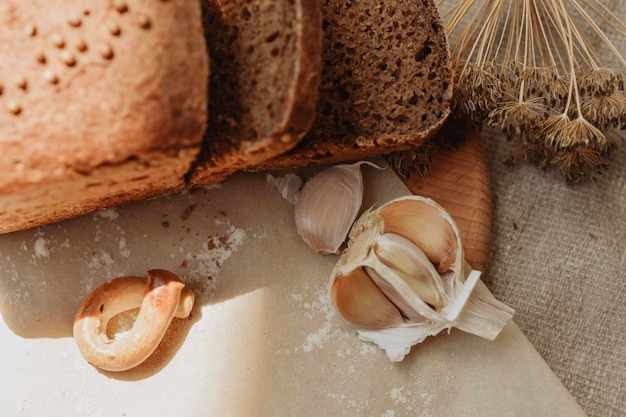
438, 0, 626, 180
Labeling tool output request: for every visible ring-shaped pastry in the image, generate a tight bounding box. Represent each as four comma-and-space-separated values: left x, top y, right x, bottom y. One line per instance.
73, 269, 194, 372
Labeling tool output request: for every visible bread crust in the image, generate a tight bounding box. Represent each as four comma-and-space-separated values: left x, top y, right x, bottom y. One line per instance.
0, 0, 208, 233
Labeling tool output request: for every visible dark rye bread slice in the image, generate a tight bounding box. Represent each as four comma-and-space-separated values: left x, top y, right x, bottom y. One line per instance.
0, 0, 208, 234
188, 0, 322, 186
255, 0, 453, 170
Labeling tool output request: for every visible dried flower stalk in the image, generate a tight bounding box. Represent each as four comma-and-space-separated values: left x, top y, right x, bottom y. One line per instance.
438, 0, 626, 180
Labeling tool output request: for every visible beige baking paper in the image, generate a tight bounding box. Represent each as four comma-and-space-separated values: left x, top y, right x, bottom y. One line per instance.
0, 165, 586, 416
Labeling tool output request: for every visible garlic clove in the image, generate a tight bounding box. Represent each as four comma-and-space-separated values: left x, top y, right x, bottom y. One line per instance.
379, 199, 458, 272
363, 266, 426, 323
331, 267, 405, 329
294, 161, 381, 254
373, 233, 446, 310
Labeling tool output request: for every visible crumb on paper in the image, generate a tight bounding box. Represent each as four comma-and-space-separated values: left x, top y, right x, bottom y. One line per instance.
202, 183, 222, 191
87, 251, 114, 269
34, 237, 50, 258
185, 220, 247, 299
118, 238, 131, 258
181, 204, 197, 221
96, 208, 119, 221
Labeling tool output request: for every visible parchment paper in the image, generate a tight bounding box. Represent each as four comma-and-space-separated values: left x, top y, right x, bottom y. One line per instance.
0, 165, 585, 416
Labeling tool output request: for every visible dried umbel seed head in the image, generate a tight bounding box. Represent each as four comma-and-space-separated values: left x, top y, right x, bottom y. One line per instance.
294, 161, 382, 254
441, 0, 626, 180
330, 195, 514, 361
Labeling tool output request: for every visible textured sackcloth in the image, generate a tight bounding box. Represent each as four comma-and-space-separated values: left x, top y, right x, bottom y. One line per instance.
468, 1, 626, 414
483, 131, 625, 417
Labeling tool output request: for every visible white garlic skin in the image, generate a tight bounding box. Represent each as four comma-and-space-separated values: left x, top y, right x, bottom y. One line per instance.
294, 161, 381, 254
266, 173, 303, 205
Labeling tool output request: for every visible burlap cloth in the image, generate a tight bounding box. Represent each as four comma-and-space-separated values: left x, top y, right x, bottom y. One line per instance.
483, 127, 625, 417
473, 1, 626, 413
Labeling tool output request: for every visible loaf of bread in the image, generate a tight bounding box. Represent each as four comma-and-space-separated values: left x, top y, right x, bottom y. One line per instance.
0, 0, 452, 234
0, 0, 209, 233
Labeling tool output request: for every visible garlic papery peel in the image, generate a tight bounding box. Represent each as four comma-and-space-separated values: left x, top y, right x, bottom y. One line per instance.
330, 195, 514, 361
266, 173, 303, 205
294, 161, 383, 254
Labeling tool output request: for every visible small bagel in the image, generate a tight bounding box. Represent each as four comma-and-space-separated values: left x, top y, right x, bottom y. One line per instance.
73, 269, 195, 372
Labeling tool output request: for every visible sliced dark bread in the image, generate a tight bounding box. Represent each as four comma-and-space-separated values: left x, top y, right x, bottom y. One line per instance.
255, 0, 453, 170
189, 0, 323, 186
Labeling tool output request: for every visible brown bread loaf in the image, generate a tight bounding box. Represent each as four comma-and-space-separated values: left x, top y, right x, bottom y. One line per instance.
0, 0, 209, 233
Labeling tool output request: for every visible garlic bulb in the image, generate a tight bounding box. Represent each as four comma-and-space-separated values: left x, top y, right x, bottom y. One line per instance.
329, 195, 514, 361
294, 161, 382, 254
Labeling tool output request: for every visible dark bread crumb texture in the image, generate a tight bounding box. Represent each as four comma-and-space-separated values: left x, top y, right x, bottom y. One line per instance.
192, 0, 322, 184
257, 0, 453, 169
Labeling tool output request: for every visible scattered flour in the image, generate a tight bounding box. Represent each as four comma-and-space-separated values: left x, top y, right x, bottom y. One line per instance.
390, 387, 408, 404
185, 219, 248, 298
326, 393, 371, 415
118, 237, 131, 258
298, 285, 340, 353
87, 251, 114, 269
302, 321, 333, 353
360, 341, 378, 357
33, 237, 50, 258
